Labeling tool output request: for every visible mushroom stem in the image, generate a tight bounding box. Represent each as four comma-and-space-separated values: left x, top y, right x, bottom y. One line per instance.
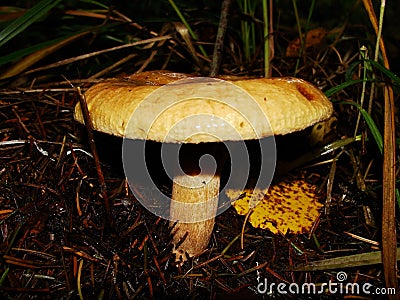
169, 144, 225, 261
170, 172, 220, 261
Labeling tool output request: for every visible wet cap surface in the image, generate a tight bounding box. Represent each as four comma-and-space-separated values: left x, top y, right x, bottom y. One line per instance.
74, 71, 333, 143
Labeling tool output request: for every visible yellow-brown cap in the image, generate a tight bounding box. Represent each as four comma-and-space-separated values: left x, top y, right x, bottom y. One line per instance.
74, 71, 333, 143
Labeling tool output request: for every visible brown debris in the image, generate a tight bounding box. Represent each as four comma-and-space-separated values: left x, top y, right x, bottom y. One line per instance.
0, 88, 392, 298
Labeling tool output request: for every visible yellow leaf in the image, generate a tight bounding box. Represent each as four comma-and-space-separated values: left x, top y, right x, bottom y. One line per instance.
227, 176, 323, 234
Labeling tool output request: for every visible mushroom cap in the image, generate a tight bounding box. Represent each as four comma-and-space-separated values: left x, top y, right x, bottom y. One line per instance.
74, 71, 333, 143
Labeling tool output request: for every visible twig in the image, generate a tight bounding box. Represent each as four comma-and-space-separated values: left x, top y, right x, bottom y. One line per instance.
24, 35, 171, 75
76, 87, 114, 230
361, 0, 398, 297
210, 0, 232, 77
0, 88, 83, 94
138, 217, 161, 252
236, 261, 268, 278
192, 254, 223, 270
240, 209, 252, 249
136, 25, 171, 73
262, 0, 274, 77
77, 259, 84, 300
88, 53, 137, 80
153, 256, 167, 286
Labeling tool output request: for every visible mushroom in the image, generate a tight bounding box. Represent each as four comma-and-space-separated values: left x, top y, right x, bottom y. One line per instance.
74, 71, 333, 262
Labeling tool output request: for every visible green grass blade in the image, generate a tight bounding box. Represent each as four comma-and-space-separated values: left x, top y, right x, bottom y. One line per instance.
342, 101, 383, 154
80, 0, 110, 9
276, 136, 361, 175
358, 107, 383, 154
345, 60, 363, 82
325, 79, 366, 97
292, 248, 400, 271
0, 21, 120, 67
0, 36, 68, 66
366, 59, 400, 87
0, 30, 91, 79
344, 58, 400, 91
0, 0, 62, 48
167, 0, 208, 58
0, 268, 9, 287
396, 188, 400, 211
